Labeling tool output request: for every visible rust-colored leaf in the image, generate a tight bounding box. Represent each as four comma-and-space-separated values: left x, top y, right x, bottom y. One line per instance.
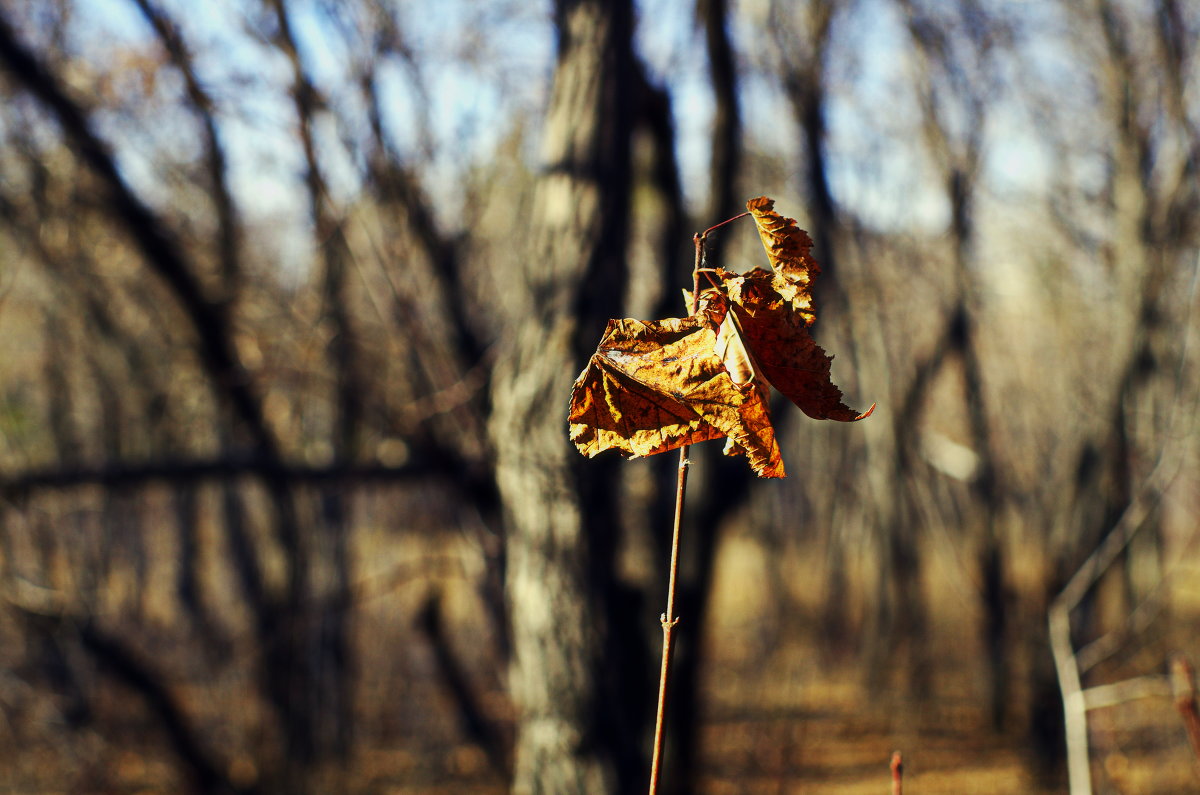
567, 196, 871, 479
568, 292, 785, 477
746, 195, 819, 323
716, 269, 871, 422
737, 197, 875, 422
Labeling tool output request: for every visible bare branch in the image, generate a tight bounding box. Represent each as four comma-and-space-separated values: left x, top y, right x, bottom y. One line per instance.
1, 454, 453, 499
0, 10, 277, 461
131, 0, 242, 298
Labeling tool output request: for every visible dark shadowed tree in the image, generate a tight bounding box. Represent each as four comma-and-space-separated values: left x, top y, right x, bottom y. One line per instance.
487, 0, 642, 792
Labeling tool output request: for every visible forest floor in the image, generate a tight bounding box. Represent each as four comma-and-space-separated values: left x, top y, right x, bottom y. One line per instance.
4, 521, 1199, 793
356, 527, 1200, 794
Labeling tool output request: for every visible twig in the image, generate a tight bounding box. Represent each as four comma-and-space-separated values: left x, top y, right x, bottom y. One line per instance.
646, 209, 762, 792
1049, 604, 1092, 795
76, 621, 244, 794
1172, 655, 1200, 764
0, 12, 279, 461
1047, 251, 1200, 794
1049, 431, 1186, 795
1082, 674, 1172, 710
11, 607, 243, 795
0, 453, 461, 497
648, 231, 706, 795
891, 751, 903, 795
703, 211, 749, 235
1054, 465, 1177, 617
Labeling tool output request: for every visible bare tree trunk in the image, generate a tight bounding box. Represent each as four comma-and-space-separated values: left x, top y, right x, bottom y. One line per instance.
269, 0, 359, 762
0, 14, 323, 790
488, 1, 635, 792
899, 0, 1010, 726
769, 0, 865, 661
774, 0, 840, 293
131, 0, 241, 302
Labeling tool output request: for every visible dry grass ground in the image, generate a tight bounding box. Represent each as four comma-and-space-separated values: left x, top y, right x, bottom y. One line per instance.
3, 505, 1199, 793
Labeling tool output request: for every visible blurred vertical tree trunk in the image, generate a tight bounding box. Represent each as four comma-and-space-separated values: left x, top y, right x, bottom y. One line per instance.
1028, 0, 1198, 780
899, 0, 1009, 725
771, 0, 840, 289
488, 0, 636, 792
699, 0, 741, 265
1071, 0, 1175, 623
767, 0, 868, 661
0, 11, 326, 791
269, 0, 358, 761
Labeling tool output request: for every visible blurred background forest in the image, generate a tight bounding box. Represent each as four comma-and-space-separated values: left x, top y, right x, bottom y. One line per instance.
1, 0, 1199, 792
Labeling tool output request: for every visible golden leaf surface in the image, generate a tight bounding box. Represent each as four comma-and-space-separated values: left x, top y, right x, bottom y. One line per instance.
746, 195, 819, 323
715, 269, 872, 422
568, 292, 785, 477
567, 196, 871, 479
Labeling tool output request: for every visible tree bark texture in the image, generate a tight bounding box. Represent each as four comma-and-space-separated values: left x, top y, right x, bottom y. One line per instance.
488, 1, 634, 793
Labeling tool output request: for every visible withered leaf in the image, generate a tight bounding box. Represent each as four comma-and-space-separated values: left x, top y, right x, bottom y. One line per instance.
737, 197, 874, 422
567, 196, 871, 479
568, 292, 785, 478
746, 195, 819, 323
715, 269, 871, 422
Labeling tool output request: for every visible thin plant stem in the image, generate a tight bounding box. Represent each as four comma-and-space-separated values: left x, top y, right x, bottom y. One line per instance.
647, 211, 749, 794
647, 232, 706, 795
891, 751, 903, 795
1172, 655, 1200, 764
704, 211, 749, 235
646, 446, 688, 794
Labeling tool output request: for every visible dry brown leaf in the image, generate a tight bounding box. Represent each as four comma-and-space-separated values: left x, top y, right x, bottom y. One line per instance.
746, 195, 819, 323
717, 271, 868, 421
713, 310, 758, 386
567, 196, 871, 479
737, 197, 875, 422
568, 292, 785, 477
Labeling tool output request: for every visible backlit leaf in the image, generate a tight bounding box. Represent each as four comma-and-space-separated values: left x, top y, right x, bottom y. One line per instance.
567, 196, 871, 479
718, 268, 873, 422
746, 195, 818, 323
568, 292, 785, 477
738, 197, 875, 422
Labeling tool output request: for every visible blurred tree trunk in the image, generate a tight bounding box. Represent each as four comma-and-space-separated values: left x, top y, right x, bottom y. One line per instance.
768, 0, 866, 661
1032, 0, 1197, 779
1078, 0, 1178, 623
0, 13, 322, 791
699, 0, 741, 266
488, 0, 636, 792
772, 0, 840, 294
899, 0, 1009, 726
269, 0, 358, 760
